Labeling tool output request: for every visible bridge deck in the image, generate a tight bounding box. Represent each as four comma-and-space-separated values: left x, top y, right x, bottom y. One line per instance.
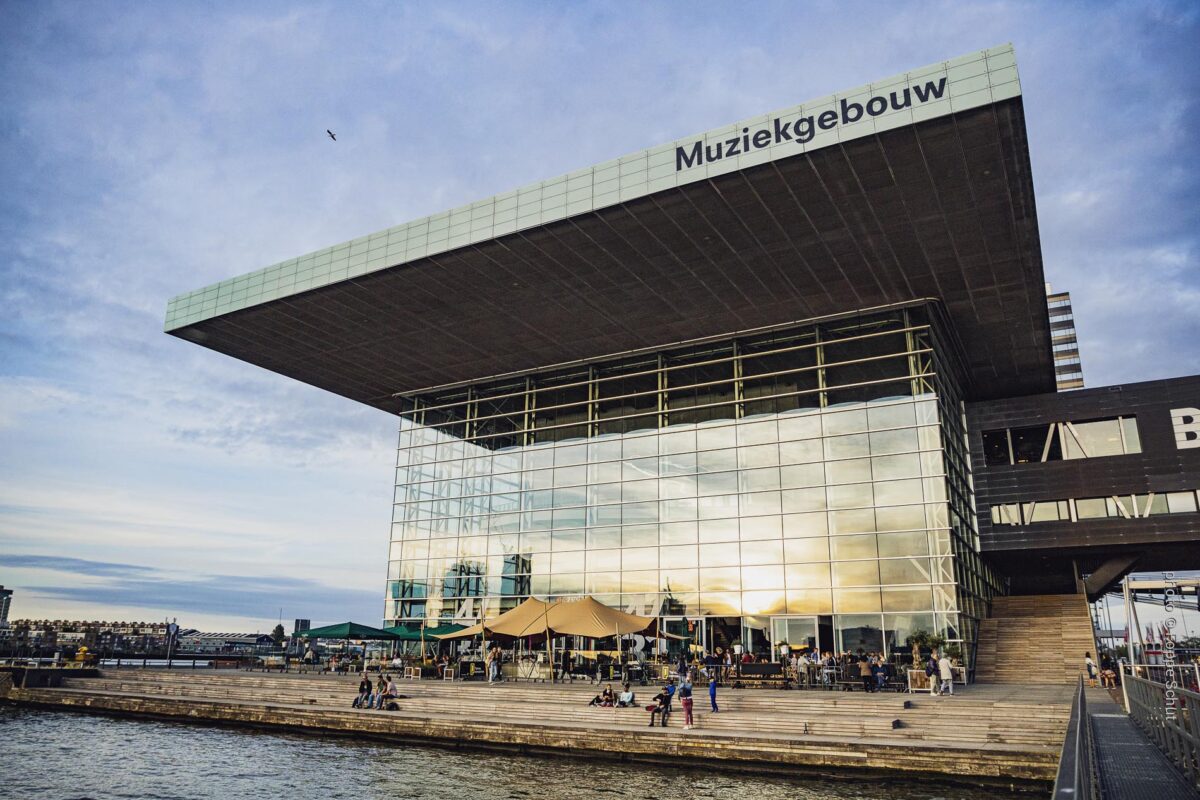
1088, 689, 1199, 800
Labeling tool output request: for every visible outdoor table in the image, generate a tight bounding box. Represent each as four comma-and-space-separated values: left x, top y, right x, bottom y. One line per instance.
456, 659, 484, 680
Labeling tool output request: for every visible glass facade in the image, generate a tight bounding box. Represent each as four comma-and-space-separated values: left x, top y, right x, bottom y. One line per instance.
384, 304, 1001, 669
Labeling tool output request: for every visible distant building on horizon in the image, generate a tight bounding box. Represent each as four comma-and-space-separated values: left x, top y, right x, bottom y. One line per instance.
3, 619, 173, 654
1047, 285, 1084, 390
0, 586, 11, 628
176, 630, 275, 654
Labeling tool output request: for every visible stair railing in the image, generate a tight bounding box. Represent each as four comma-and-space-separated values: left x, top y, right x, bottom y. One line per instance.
1051, 676, 1099, 800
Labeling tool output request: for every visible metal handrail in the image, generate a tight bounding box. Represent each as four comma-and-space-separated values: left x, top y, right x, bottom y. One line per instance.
1051, 676, 1099, 800
1123, 670, 1200, 790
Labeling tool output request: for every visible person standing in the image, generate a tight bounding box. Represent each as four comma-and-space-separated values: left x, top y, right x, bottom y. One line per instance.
485, 644, 496, 684
938, 652, 954, 696
926, 652, 939, 695
679, 676, 694, 730
858, 654, 873, 692
1084, 652, 1097, 688
708, 673, 719, 712
821, 652, 836, 688
559, 646, 572, 682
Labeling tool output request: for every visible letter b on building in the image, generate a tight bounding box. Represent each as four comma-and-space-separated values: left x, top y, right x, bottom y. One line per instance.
1171, 407, 1200, 449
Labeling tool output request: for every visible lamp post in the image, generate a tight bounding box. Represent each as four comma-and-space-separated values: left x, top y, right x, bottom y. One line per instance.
165, 617, 177, 669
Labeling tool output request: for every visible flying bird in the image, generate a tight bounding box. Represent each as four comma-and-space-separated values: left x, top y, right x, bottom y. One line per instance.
327, 129, 337, 141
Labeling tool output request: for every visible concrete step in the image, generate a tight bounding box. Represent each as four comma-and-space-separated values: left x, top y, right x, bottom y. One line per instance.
60, 673, 1071, 749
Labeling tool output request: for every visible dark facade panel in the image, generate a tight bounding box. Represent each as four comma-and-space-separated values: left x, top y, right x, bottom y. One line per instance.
170, 98, 1054, 413
967, 375, 1200, 561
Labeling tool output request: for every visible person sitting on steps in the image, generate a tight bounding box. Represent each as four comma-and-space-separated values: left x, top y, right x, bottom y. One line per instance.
588, 684, 615, 707
374, 674, 398, 709
648, 687, 671, 727
1100, 654, 1118, 689
353, 674, 372, 709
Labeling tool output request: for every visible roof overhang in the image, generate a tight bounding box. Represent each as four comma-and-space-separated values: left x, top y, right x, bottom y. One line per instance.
166, 44, 1054, 413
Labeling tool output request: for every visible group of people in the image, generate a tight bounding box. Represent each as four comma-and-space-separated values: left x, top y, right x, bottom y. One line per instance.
922, 652, 957, 696
696, 647, 749, 680
584, 668, 715, 731
586, 682, 637, 708
851, 652, 897, 692
1086, 652, 1120, 689
353, 673, 401, 710
485, 644, 503, 683
304, 651, 359, 675
648, 674, 701, 729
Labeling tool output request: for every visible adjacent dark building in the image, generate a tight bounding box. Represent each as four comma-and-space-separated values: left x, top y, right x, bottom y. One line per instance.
969, 376, 1200, 596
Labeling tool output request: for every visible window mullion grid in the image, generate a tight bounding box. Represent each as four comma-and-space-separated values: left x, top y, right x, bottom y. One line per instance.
522, 377, 533, 447
587, 367, 598, 438
815, 326, 827, 408
465, 387, 477, 441
656, 354, 667, 429
733, 340, 744, 419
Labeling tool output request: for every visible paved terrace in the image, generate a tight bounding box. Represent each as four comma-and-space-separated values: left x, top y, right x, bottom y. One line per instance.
4, 669, 1072, 783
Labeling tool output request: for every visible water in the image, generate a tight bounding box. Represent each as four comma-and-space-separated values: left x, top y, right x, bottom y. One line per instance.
0, 706, 1038, 800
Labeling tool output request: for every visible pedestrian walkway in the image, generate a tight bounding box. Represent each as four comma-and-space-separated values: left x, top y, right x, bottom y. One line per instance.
1087, 688, 1199, 800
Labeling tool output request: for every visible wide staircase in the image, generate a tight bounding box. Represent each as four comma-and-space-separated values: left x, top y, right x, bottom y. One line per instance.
975, 594, 1097, 684
51, 669, 1071, 751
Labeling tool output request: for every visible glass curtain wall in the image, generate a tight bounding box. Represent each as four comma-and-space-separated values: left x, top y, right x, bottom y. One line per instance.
385, 304, 1001, 670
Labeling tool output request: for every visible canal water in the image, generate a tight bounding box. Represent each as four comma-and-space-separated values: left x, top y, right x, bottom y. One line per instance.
0, 705, 1038, 799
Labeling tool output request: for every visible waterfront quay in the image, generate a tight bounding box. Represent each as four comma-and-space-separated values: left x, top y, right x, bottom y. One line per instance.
3, 668, 1069, 784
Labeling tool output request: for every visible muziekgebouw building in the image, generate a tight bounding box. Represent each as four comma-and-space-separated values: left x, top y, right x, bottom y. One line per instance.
166, 45, 1200, 679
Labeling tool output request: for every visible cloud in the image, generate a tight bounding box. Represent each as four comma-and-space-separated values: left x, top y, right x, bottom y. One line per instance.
0, 554, 154, 579
4, 553, 378, 624
0, 376, 81, 429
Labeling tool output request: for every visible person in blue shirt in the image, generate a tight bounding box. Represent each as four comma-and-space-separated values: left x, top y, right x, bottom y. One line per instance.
708, 674, 719, 712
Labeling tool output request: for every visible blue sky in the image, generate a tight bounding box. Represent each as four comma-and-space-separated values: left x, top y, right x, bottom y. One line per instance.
1, 1, 1197, 633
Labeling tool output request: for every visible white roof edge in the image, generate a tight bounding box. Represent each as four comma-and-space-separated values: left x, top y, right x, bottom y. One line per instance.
165, 43, 1019, 331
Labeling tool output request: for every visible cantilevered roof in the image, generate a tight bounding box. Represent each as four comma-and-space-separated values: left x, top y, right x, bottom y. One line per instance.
165, 43, 1055, 413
